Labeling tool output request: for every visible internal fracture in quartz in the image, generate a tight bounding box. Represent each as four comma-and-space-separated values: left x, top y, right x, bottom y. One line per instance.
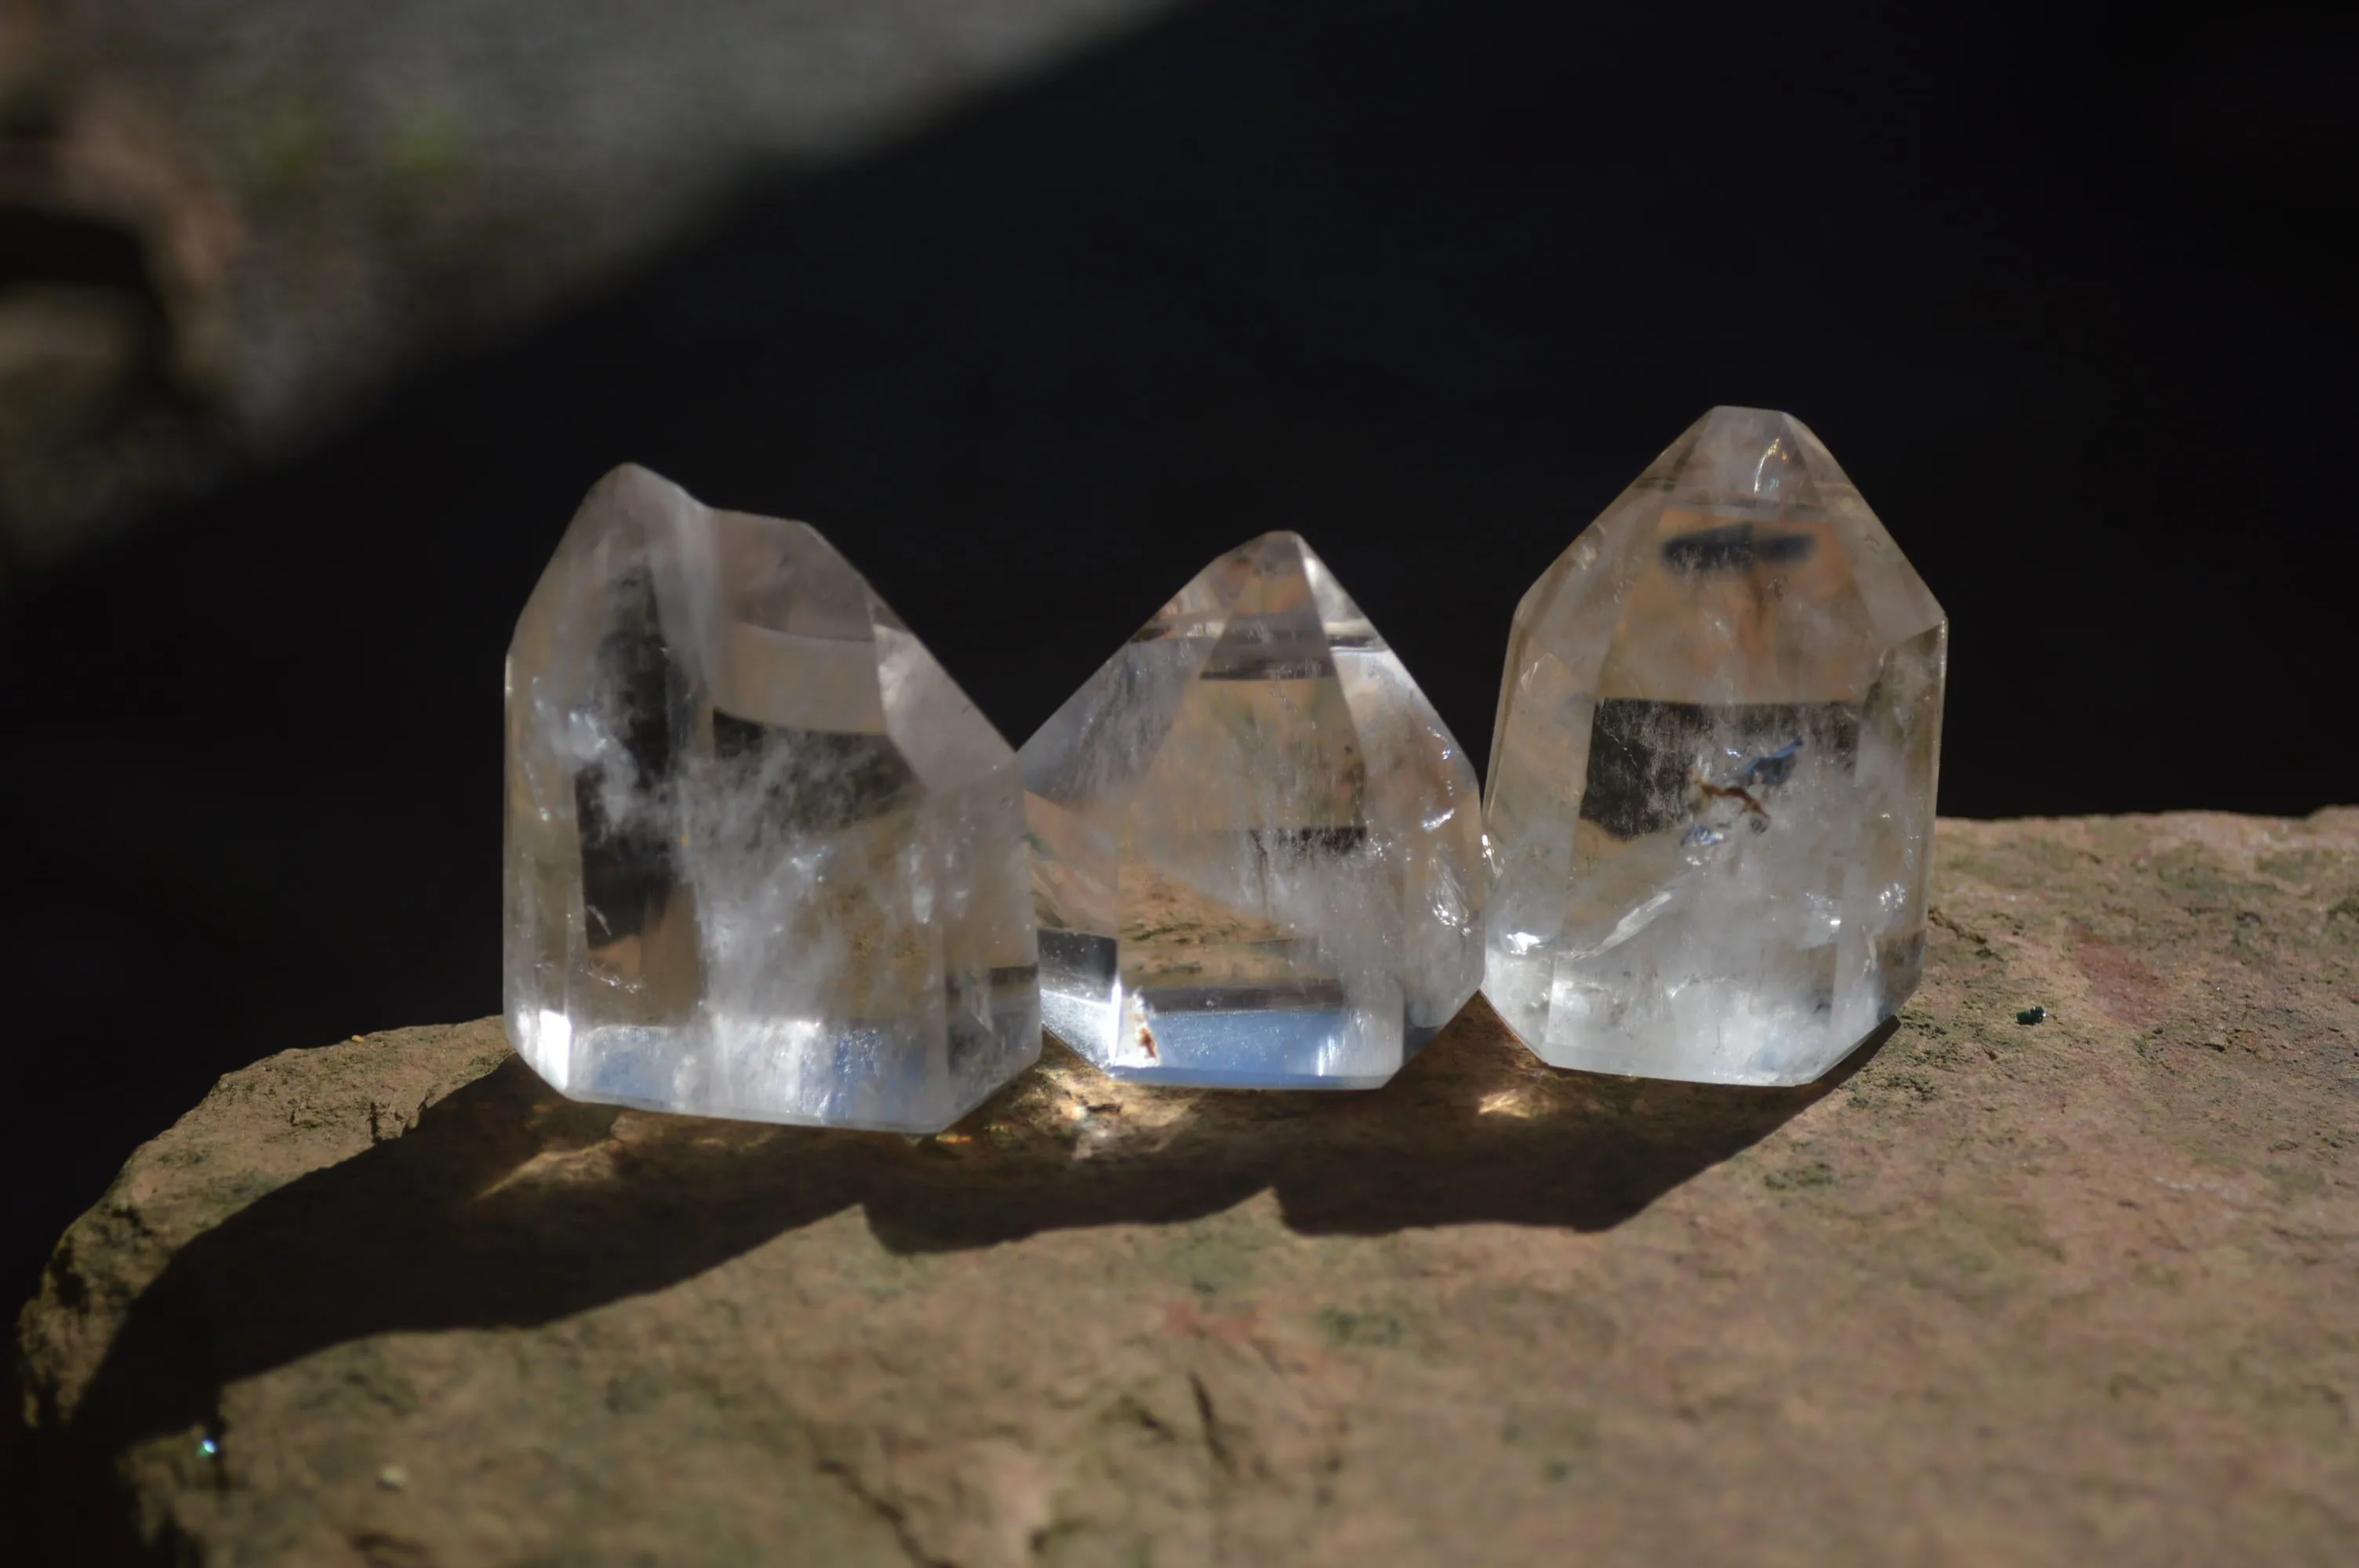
503, 466, 1038, 1132
1483, 408, 1946, 1085
1020, 533, 1485, 1088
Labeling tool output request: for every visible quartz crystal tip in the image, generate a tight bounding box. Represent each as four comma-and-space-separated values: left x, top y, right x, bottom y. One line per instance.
503, 464, 1040, 1133
1020, 530, 1486, 1089
1481, 408, 1946, 1086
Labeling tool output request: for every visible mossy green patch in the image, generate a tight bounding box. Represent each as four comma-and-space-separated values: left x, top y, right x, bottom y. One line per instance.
1316, 1306, 1405, 1349
1764, 1160, 1836, 1191
387, 103, 467, 180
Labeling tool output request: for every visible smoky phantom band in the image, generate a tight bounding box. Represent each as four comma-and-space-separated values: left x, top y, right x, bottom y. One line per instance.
503, 406, 1946, 1131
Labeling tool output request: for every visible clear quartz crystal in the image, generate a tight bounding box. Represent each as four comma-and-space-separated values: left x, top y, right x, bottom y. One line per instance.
1020, 532, 1485, 1088
1482, 408, 1946, 1085
503, 465, 1038, 1132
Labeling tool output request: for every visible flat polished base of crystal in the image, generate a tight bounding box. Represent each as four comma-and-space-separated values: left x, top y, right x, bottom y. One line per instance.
1488, 978, 1900, 1087
1510, 1011, 1906, 1087
1039, 950, 1443, 1089
1076, 1011, 1444, 1091
510, 1006, 1039, 1134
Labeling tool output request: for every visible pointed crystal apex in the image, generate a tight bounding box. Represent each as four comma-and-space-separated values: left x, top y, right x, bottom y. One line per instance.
1020, 536, 1484, 1088
504, 466, 1038, 1132
1483, 411, 1946, 1086
1643, 405, 1845, 511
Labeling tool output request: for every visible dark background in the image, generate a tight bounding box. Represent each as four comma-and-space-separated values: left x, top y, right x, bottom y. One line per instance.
2, 0, 2354, 1299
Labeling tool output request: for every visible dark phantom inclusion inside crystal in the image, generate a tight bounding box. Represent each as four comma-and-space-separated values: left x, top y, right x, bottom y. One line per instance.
711, 711, 917, 835
1741, 742, 1801, 788
576, 571, 689, 948
1578, 699, 1861, 841
1197, 621, 1339, 681
1246, 824, 1371, 856
1659, 521, 1817, 573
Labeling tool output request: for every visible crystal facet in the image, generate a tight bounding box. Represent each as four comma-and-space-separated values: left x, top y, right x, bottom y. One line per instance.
1483, 408, 1946, 1085
503, 466, 1038, 1132
1020, 532, 1485, 1088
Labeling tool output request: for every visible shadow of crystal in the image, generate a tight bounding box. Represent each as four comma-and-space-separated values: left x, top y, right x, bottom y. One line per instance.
49, 1001, 1893, 1463
867, 1000, 1895, 1247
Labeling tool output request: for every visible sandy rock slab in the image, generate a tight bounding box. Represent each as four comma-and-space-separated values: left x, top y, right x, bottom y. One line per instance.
12, 812, 2359, 1565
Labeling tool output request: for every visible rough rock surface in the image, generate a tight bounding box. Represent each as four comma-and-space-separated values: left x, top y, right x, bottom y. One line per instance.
13, 811, 2359, 1565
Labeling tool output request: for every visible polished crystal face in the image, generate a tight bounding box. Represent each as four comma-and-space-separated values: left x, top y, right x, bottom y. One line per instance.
1482, 408, 1946, 1085
1020, 532, 1485, 1088
503, 466, 1038, 1132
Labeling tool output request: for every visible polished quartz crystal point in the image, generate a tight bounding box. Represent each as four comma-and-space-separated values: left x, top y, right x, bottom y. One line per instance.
1483, 408, 1946, 1085
504, 465, 1038, 1132
1020, 532, 1485, 1088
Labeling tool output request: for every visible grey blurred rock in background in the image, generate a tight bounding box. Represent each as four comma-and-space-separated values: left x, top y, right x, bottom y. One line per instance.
0, 0, 1172, 577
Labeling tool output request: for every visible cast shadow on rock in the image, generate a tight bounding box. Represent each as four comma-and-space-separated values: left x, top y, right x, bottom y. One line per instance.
868, 1006, 1894, 1248
59, 1004, 1892, 1457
